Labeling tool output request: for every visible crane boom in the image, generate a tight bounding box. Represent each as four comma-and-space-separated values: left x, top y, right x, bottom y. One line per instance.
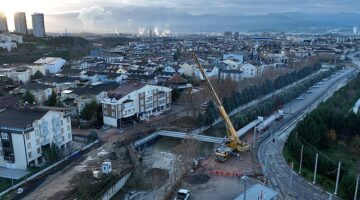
192, 53, 241, 144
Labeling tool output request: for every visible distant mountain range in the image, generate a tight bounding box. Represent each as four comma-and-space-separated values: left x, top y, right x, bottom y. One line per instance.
45, 6, 360, 33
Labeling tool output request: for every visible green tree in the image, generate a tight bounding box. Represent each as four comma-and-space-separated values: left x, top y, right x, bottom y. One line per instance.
80, 101, 99, 121
31, 70, 44, 80
42, 142, 59, 162
88, 131, 98, 142
46, 90, 58, 106
23, 90, 35, 104
172, 89, 180, 102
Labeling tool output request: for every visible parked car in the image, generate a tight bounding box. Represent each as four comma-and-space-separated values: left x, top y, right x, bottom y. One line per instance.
174, 189, 191, 200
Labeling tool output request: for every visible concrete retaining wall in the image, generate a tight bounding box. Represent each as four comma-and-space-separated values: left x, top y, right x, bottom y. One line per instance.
100, 171, 133, 200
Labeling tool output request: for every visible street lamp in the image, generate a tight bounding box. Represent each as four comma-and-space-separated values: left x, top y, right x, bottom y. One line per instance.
241, 176, 250, 200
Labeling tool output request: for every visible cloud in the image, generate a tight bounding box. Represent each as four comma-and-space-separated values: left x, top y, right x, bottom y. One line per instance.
78, 5, 111, 31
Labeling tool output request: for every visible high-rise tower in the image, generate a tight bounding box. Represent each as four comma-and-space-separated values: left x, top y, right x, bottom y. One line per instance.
0, 12, 8, 32
32, 13, 45, 37
14, 12, 28, 34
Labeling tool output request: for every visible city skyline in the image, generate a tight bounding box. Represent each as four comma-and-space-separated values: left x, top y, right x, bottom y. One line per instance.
2, 0, 360, 31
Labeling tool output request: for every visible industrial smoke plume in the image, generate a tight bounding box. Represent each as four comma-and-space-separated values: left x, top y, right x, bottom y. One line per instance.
78, 5, 112, 31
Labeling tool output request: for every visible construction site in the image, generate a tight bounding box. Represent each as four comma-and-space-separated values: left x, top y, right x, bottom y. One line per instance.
7, 53, 287, 200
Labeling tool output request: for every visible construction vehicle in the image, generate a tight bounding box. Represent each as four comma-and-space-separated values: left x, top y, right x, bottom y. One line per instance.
192, 53, 250, 161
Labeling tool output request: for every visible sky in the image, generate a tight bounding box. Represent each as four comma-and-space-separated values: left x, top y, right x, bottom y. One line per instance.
1, 0, 360, 31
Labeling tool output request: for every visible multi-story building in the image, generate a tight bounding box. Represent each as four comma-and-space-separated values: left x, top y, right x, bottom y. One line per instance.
34, 57, 66, 74
102, 84, 172, 128
14, 12, 28, 35
0, 12, 8, 32
0, 108, 72, 170
32, 13, 45, 37
0, 65, 31, 84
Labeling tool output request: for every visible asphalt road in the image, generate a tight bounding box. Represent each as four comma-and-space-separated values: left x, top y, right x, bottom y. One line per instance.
257, 65, 359, 200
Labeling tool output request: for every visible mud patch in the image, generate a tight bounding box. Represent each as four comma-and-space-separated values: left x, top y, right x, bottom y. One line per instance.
145, 168, 169, 188
184, 174, 210, 185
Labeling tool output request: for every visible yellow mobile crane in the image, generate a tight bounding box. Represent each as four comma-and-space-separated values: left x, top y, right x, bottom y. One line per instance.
192, 53, 250, 161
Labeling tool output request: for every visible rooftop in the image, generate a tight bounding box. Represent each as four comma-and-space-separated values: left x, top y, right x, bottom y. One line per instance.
34, 57, 65, 65
107, 83, 146, 100
0, 108, 48, 129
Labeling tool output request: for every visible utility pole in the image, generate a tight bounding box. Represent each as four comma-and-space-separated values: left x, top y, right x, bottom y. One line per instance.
265, 154, 268, 174
334, 162, 341, 195
313, 153, 318, 184
253, 128, 257, 149
289, 162, 294, 194
354, 174, 359, 200
241, 176, 250, 200
299, 145, 304, 174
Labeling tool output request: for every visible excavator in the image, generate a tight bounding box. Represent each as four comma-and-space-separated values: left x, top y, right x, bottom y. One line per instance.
192, 52, 250, 162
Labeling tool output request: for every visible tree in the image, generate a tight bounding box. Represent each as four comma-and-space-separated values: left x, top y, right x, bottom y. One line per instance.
31, 70, 44, 80
46, 90, 58, 106
23, 90, 35, 104
172, 89, 181, 102
80, 101, 99, 121
88, 131, 98, 142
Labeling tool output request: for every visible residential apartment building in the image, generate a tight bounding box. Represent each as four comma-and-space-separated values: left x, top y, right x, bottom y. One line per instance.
32, 13, 45, 37
14, 12, 27, 35
0, 108, 72, 170
102, 84, 172, 128
0, 66, 31, 84
0, 12, 8, 32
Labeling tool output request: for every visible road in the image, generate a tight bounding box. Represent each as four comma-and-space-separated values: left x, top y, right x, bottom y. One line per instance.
257, 65, 359, 200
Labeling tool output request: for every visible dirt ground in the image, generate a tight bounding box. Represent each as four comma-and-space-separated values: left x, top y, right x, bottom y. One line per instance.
23, 142, 132, 200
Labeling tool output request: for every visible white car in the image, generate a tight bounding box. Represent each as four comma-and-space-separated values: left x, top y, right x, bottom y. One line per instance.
174, 189, 191, 200
296, 96, 305, 101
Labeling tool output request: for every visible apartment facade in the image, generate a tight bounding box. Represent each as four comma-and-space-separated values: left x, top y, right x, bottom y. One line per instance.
0, 109, 72, 170
14, 12, 27, 35
102, 84, 172, 128
32, 13, 45, 37
0, 12, 8, 32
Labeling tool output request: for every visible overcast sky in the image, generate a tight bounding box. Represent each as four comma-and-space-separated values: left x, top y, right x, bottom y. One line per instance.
1, 0, 360, 32
1, 0, 360, 15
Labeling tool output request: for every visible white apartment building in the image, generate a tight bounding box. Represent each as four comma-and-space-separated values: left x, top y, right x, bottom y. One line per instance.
240, 63, 259, 78
0, 33, 23, 52
0, 109, 72, 170
34, 57, 66, 74
0, 42, 17, 52
102, 84, 172, 128
0, 66, 31, 84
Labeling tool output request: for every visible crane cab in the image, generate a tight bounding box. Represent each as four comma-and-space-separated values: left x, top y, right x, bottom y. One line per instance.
215, 145, 233, 162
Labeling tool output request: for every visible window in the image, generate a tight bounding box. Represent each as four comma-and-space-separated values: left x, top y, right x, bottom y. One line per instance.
104, 110, 108, 115
36, 138, 40, 145
37, 147, 41, 154
68, 133, 71, 139
27, 142, 31, 149
28, 152, 32, 158
67, 125, 70, 131
1, 133, 8, 140
62, 136, 65, 142
26, 133, 30, 140
35, 130, 40, 137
